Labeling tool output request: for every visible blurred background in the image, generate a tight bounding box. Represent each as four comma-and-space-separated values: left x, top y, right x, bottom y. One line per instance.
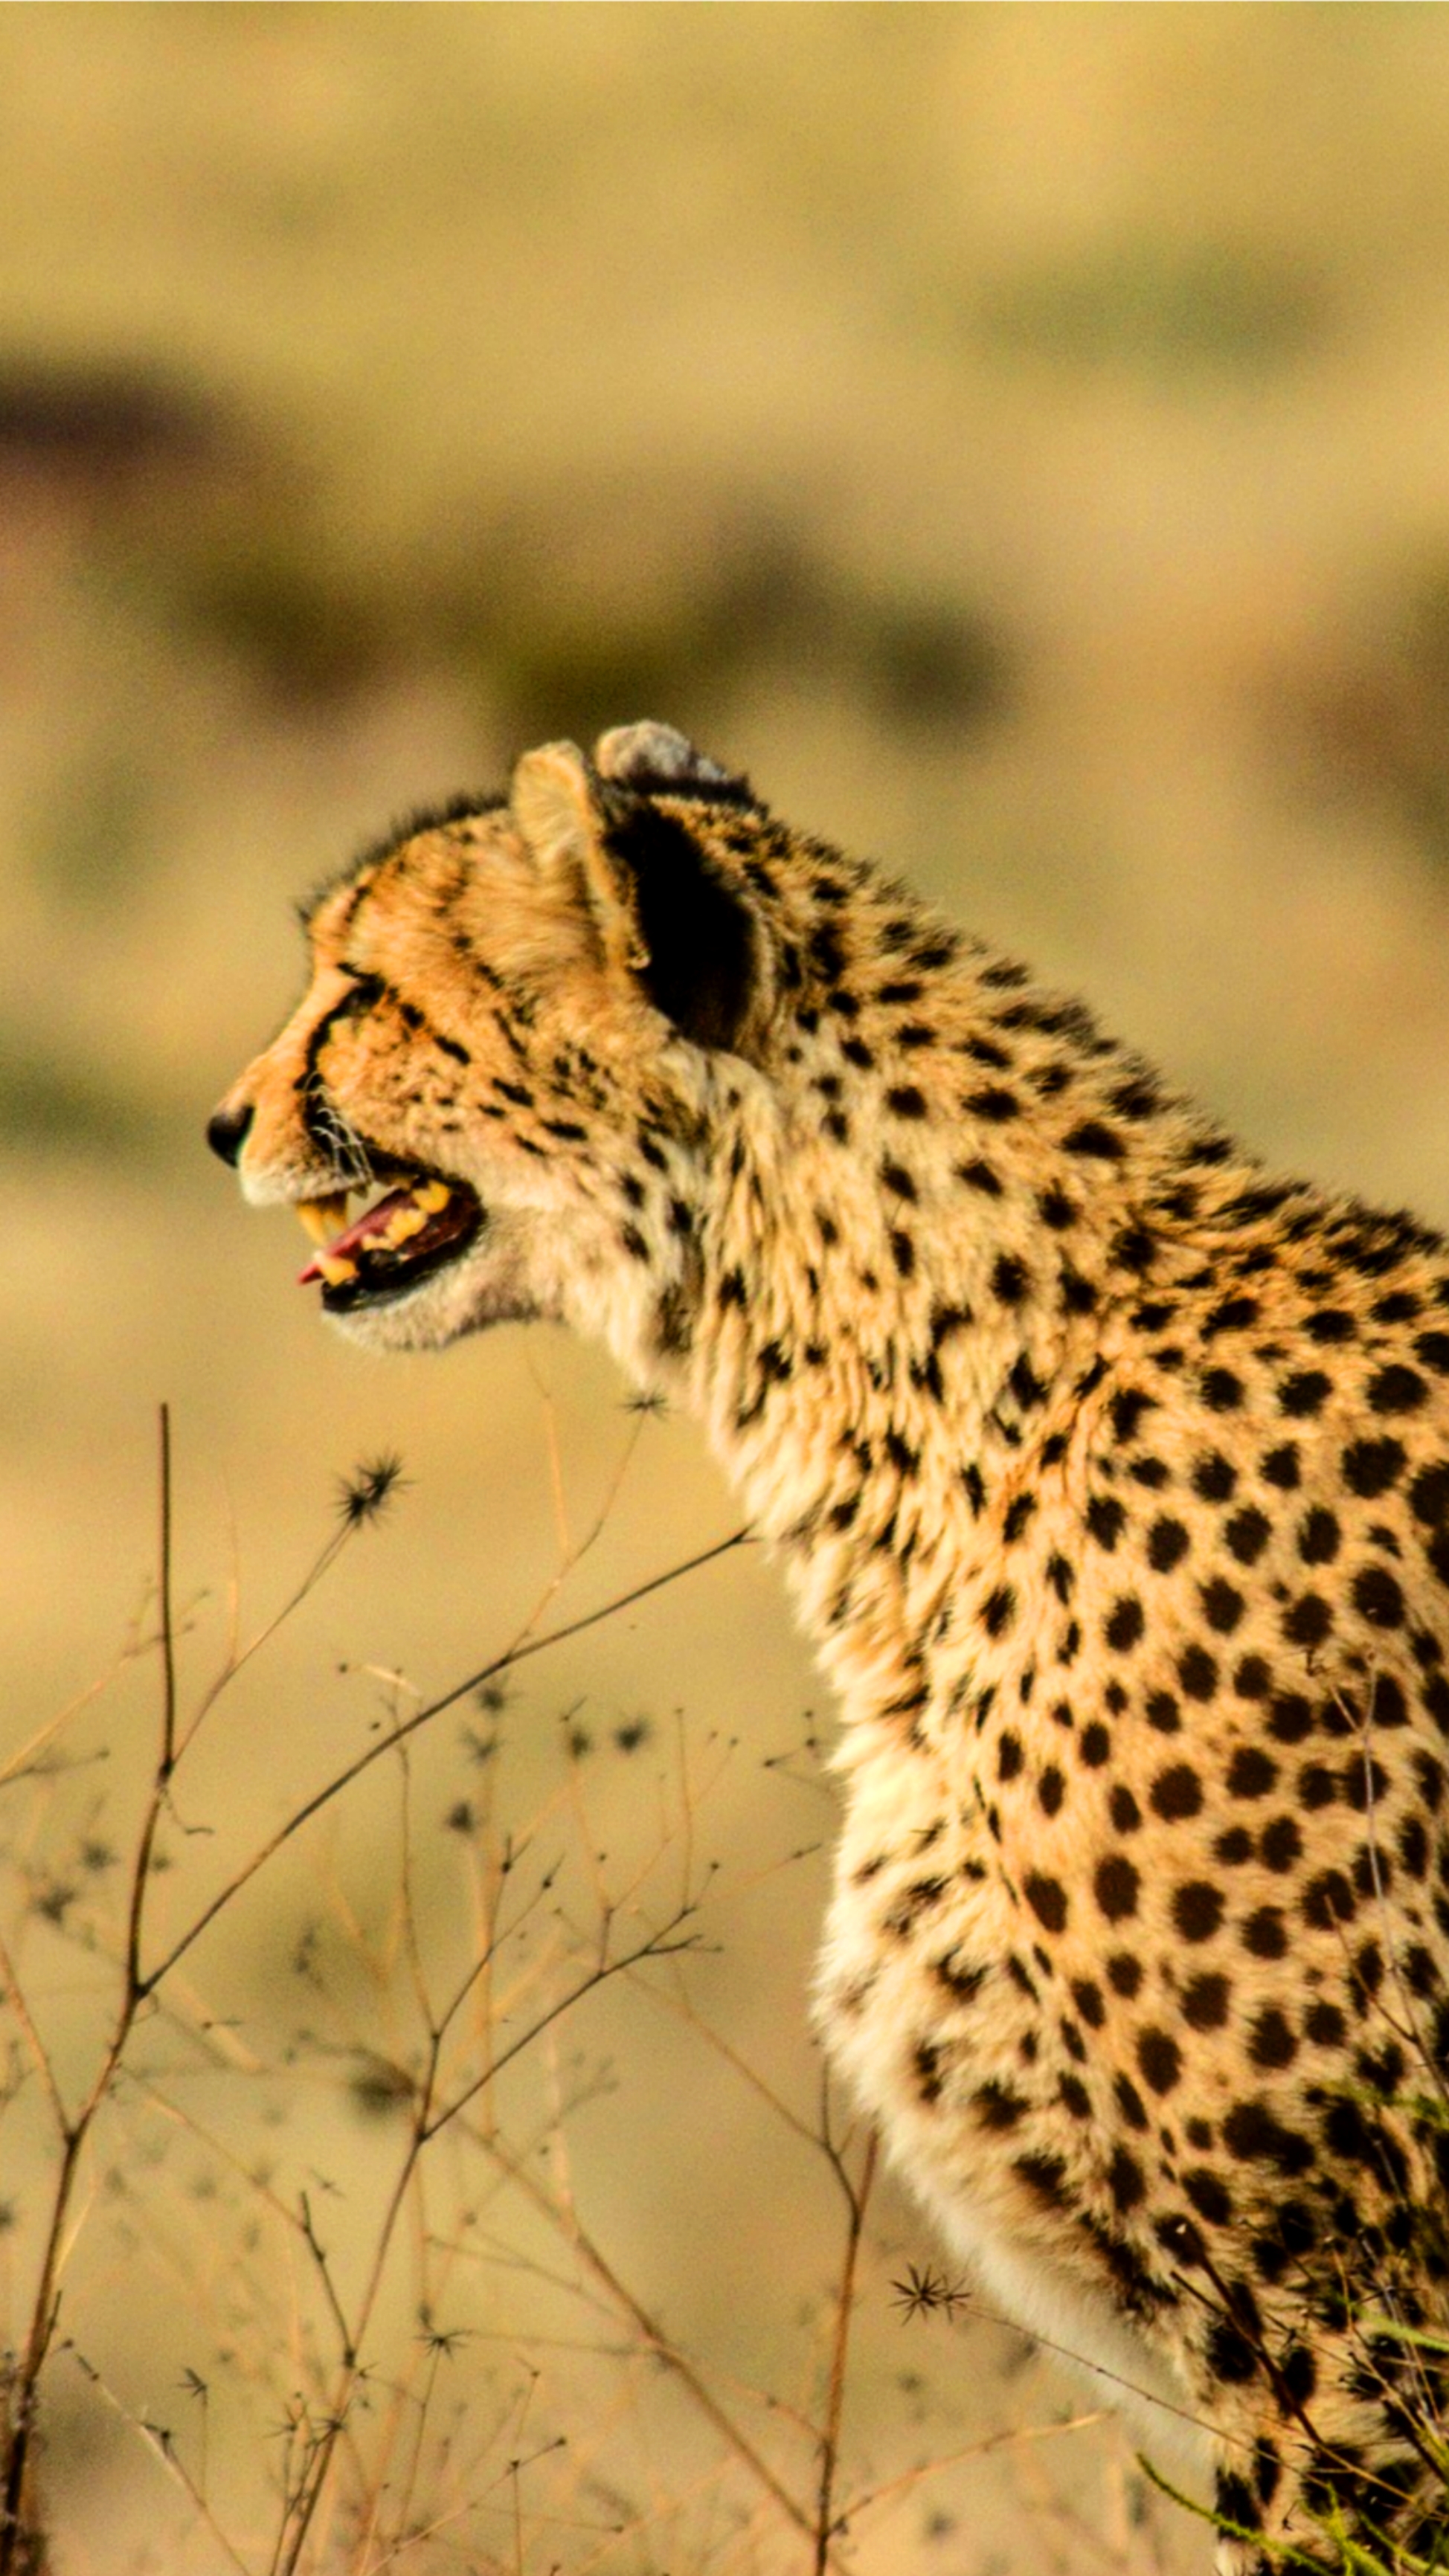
7, 7, 1449, 2569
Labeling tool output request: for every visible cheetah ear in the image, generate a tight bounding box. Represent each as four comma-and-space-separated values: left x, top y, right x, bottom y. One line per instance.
511, 737, 768, 1055
590, 721, 766, 1049
510, 741, 649, 980
594, 720, 753, 805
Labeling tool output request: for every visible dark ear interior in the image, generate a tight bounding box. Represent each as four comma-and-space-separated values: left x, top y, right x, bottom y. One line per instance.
603, 801, 759, 1052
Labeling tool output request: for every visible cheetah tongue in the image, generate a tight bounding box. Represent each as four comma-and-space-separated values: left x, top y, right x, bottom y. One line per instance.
298, 1179, 472, 1289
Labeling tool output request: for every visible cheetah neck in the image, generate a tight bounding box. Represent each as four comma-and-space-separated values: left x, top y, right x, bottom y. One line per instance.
664, 876, 1265, 1739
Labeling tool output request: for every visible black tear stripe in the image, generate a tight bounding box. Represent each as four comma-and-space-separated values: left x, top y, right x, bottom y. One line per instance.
297, 989, 372, 1150
603, 805, 758, 1052
298, 974, 473, 1147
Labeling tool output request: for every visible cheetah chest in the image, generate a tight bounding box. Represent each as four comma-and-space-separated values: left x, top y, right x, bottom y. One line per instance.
815, 1731, 1213, 2487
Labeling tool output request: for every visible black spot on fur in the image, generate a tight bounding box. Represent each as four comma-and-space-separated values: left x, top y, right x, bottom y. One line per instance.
1095, 1855, 1140, 1921
1063, 1118, 1124, 1160
1368, 1364, 1430, 1415
964, 1085, 1020, 1122
1024, 1873, 1068, 1933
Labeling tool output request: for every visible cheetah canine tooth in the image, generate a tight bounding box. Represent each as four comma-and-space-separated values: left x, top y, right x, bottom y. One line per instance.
298, 1193, 350, 1244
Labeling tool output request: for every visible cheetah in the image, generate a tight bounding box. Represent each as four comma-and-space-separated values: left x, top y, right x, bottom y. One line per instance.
209, 721, 1449, 2569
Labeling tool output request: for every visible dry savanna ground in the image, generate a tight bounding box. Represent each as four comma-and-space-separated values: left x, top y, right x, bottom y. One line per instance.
5, 10, 1449, 2572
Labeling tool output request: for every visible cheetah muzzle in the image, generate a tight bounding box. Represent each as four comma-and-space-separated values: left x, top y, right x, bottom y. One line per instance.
210, 718, 1449, 2573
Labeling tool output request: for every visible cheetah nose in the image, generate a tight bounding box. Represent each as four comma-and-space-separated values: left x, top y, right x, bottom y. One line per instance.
206, 1099, 254, 1168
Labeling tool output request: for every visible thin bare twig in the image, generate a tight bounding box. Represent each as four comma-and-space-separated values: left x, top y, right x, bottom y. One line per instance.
62, 2346, 253, 2576
266, 1896, 701, 2575
812, 2116, 878, 2574
141, 1523, 751, 1997
123, 1405, 176, 1998
471, 2122, 832, 2554
0, 1411, 186, 2576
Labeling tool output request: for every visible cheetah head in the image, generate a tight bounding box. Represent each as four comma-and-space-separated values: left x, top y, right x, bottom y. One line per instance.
207, 724, 773, 1364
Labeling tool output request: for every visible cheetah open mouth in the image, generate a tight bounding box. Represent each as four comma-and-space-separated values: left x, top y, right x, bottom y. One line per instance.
295, 1172, 483, 1313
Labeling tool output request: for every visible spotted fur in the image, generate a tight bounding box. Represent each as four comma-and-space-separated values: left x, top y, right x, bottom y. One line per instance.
211, 722, 1449, 2567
